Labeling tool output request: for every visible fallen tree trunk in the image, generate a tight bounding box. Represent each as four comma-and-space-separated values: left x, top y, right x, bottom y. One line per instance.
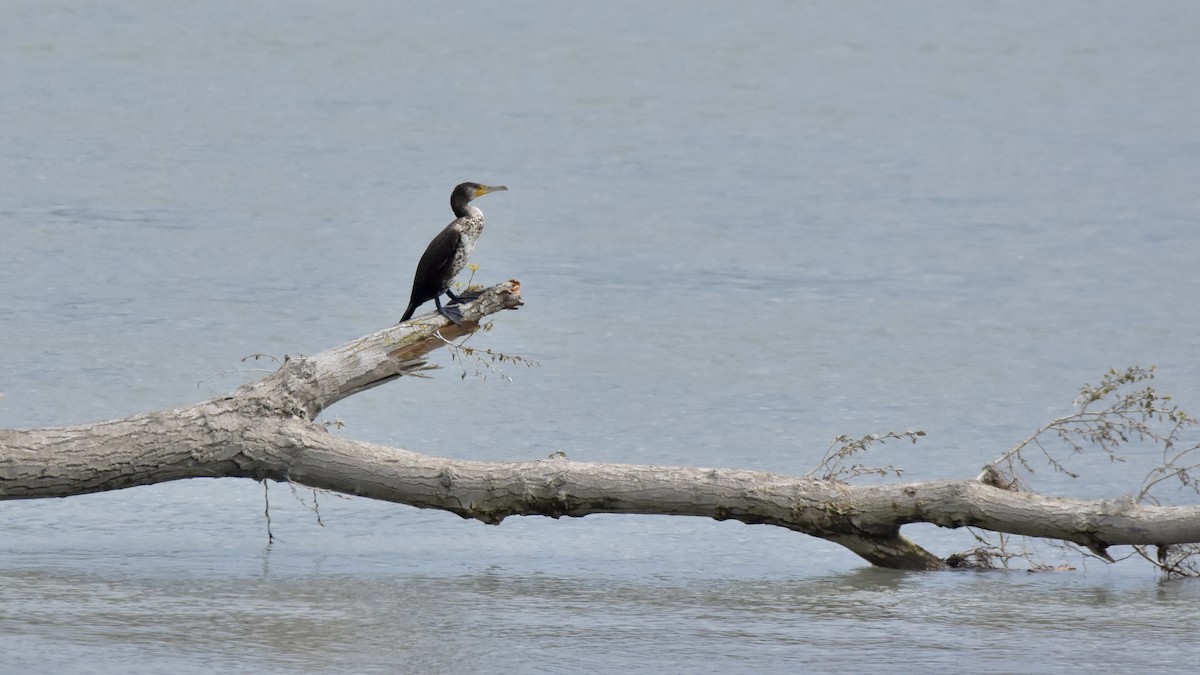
2, 279, 1198, 571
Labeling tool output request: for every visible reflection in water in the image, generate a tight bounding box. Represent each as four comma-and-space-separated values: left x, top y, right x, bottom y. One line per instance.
5, 562, 1200, 673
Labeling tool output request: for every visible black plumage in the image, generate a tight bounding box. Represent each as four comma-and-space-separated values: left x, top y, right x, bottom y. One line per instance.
399, 182, 507, 325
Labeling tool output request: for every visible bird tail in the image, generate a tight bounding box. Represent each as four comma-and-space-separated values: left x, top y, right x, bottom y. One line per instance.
400, 302, 419, 322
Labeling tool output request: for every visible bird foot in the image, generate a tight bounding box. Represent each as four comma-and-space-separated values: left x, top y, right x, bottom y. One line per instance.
438, 304, 465, 326
446, 291, 482, 306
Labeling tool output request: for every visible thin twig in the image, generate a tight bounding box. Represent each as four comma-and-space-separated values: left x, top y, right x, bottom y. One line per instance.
263, 480, 275, 545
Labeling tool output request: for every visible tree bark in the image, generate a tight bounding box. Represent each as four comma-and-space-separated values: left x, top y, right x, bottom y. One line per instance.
3, 278, 1199, 571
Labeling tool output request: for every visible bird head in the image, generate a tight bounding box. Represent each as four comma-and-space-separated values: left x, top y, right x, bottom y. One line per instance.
450, 182, 507, 218
456, 182, 508, 202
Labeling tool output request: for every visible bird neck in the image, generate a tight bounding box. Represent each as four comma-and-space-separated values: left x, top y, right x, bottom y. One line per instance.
452, 203, 483, 219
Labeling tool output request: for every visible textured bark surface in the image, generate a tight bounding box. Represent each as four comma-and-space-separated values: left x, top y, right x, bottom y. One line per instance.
3, 278, 1199, 571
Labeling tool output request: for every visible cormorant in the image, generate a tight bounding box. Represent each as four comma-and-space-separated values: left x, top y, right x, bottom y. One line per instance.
399, 182, 508, 325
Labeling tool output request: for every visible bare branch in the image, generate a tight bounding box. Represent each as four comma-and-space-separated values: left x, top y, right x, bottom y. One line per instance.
970, 366, 1200, 574
4, 292, 1200, 575
808, 430, 924, 481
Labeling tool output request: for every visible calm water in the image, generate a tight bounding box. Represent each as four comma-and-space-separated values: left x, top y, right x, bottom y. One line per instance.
3, 1, 1200, 672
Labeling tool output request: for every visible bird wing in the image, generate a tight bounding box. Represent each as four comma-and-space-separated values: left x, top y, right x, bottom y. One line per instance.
410, 223, 460, 299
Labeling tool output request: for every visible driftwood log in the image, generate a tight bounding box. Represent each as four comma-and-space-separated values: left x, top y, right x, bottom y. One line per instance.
3, 279, 1199, 571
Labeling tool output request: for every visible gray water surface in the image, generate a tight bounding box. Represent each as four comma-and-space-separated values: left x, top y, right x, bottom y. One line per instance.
3, 1, 1200, 672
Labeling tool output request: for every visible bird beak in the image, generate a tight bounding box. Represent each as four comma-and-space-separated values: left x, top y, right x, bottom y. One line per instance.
476, 185, 508, 196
